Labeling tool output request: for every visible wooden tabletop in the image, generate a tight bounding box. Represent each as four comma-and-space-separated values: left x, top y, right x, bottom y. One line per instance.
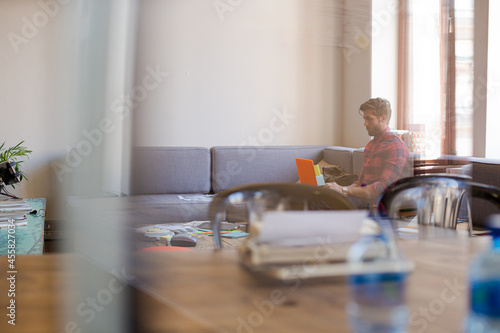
0, 254, 66, 333
0, 233, 490, 332
132, 235, 489, 333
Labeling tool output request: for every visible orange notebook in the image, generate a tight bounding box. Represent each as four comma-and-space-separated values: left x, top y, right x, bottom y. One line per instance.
295, 158, 317, 185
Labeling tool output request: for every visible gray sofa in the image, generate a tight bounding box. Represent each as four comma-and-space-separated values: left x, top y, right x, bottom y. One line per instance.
127, 144, 500, 229
129, 145, 371, 224
65, 143, 500, 232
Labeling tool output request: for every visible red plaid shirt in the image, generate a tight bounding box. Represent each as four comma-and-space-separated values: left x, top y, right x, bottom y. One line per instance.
355, 127, 409, 196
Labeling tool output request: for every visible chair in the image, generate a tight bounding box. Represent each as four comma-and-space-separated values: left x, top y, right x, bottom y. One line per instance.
208, 182, 355, 249
469, 162, 500, 228
375, 174, 500, 236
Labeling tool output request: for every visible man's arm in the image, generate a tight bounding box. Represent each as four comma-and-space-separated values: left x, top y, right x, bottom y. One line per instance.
324, 182, 376, 201
325, 141, 408, 201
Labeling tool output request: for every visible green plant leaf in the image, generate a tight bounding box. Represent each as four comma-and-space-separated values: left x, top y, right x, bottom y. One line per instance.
0, 141, 32, 188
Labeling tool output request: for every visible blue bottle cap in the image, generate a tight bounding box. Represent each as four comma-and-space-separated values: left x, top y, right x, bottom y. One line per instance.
487, 214, 500, 236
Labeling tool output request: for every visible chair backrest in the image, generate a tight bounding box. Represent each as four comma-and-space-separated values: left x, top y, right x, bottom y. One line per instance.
375, 175, 500, 235
470, 162, 500, 228
209, 182, 355, 248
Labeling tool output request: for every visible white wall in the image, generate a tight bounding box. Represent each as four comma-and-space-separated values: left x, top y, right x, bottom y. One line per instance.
473, 0, 489, 157
0, 0, 136, 218
0, 0, 81, 220
341, 0, 373, 148
132, 0, 345, 148
0, 0, 371, 219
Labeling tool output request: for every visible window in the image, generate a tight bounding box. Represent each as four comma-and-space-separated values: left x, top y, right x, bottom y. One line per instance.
398, 0, 474, 158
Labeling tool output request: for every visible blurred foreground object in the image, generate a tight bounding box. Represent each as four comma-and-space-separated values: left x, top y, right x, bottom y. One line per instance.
465, 215, 500, 332
346, 229, 413, 332
209, 182, 372, 280
376, 175, 500, 238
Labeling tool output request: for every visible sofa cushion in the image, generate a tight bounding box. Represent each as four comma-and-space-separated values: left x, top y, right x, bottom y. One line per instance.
127, 194, 213, 224
211, 145, 326, 193
67, 195, 213, 225
131, 147, 211, 195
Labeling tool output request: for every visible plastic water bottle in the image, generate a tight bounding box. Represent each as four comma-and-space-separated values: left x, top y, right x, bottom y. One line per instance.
346, 226, 413, 333
465, 215, 500, 332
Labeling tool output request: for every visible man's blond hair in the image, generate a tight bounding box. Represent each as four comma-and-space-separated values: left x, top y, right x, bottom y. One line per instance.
359, 97, 392, 124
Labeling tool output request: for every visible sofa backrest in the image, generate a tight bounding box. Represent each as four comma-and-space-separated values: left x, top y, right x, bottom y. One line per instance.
211, 145, 326, 193
353, 148, 365, 176
323, 146, 355, 174
129, 145, 419, 195
130, 147, 211, 195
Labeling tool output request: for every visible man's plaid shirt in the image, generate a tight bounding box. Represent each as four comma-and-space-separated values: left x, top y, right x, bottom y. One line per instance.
355, 127, 409, 197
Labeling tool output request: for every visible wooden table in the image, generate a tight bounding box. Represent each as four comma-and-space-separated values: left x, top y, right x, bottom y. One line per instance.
0, 254, 66, 332
133, 235, 488, 332
0, 233, 491, 332
0, 198, 46, 255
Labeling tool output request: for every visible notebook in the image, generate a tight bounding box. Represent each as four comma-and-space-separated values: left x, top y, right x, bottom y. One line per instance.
295, 158, 325, 186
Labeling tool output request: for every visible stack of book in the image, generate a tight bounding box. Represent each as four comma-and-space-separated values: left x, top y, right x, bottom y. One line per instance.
238, 210, 375, 280
0, 197, 31, 228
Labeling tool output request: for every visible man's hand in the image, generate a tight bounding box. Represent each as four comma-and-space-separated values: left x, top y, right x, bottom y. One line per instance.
324, 182, 344, 194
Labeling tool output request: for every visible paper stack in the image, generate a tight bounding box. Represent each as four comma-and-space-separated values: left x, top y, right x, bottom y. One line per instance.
239, 210, 381, 280
0, 197, 31, 228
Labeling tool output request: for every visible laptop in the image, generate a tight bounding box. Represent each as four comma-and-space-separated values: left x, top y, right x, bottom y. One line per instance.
295, 158, 325, 186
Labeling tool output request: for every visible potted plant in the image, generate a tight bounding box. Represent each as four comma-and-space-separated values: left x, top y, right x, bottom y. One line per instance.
0, 141, 32, 188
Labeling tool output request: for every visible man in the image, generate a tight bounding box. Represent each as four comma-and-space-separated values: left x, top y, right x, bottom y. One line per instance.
325, 97, 410, 206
